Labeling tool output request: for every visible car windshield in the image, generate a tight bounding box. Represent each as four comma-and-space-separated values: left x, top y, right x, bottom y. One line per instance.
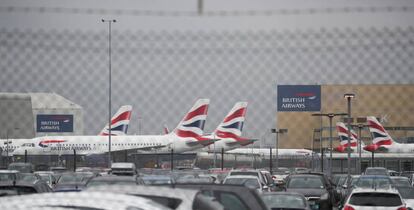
287, 176, 325, 189
58, 174, 91, 184
261, 194, 306, 209
356, 177, 392, 188
142, 177, 173, 185
349, 192, 403, 206
224, 178, 260, 189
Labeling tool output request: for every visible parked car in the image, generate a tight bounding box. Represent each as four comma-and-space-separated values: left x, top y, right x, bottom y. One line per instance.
0, 179, 52, 196
364, 167, 389, 176
54, 172, 96, 192
173, 183, 269, 210
142, 175, 175, 185
396, 186, 414, 210
261, 192, 311, 210
7, 163, 34, 173
87, 185, 223, 210
342, 187, 406, 210
87, 175, 144, 187
284, 173, 337, 210
392, 176, 411, 187
0, 170, 20, 182
34, 171, 57, 189
223, 175, 265, 192
227, 169, 268, 190
354, 175, 393, 189
0, 191, 171, 210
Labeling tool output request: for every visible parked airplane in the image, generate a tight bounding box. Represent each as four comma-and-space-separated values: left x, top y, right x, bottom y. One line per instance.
11, 99, 216, 156
364, 116, 414, 153
201, 102, 257, 153
225, 148, 315, 157
335, 122, 366, 153
0, 105, 133, 156
99, 105, 132, 136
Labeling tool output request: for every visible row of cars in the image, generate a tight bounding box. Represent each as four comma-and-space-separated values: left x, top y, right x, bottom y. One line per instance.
332, 167, 414, 210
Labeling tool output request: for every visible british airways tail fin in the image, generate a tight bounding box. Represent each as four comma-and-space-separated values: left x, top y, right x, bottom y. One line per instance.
367, 116, 396, 146
335, 122, 358, 152
99, 105, 132, 136
172, 99, 209, 139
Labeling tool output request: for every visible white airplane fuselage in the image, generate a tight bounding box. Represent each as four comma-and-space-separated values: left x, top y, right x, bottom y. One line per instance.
9, 134, 205, 156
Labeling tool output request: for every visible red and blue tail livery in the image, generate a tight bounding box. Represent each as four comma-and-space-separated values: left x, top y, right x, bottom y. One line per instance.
367, 116, 393, 146
173, 99, 209, 140
99, 105, 132, 136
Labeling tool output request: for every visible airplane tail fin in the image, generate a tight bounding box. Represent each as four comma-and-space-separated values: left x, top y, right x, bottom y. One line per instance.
335, 122, 358, 152
99, 105, 132, 136
172, 99, 209, 139
214, 102, 248, 143
163, 124, 170, 134
367, 116, 395, 146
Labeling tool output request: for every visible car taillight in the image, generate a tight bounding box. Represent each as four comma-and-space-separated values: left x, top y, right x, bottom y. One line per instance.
397, 207, 407, 210
343, 205, 355, 210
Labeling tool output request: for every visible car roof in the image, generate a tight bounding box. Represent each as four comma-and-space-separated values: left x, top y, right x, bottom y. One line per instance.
225, 175, 260, 179
90, 176, 136, 181
0, 170, 20, 173
351, 187, 400, 194
0, 191, 170, 210
87, 185, 198, 210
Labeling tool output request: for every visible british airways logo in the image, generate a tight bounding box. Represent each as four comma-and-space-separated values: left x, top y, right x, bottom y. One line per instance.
278, 85, 321, 112
39, 140, 66, 148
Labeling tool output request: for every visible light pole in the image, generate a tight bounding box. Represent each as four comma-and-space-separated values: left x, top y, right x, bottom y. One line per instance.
354, 123, 368, 174
312, 113, 347, 178
271, 128, 288, 174
344, 93, 355, 189
102, 19, 116, 169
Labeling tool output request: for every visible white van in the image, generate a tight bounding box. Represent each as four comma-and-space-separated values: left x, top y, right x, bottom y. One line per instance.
111, 162, 137, 176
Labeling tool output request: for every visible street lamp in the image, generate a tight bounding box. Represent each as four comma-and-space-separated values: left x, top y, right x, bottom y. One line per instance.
102, 19, 116, 169
344, 93, 355, 189
312, 113, 347, 178
271, 128, 288, 174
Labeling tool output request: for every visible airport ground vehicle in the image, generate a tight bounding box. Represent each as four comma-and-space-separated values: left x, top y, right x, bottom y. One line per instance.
173, 183, 268, 210
87, 185, 224, 210
0, 191, 171, 210
111, 162, 137, 176
342, 187, 407, 210
284, 173, 337, 210
261, 192, 311, 210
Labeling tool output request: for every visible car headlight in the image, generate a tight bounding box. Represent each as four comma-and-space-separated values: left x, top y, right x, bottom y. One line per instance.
320, 192, 329, 200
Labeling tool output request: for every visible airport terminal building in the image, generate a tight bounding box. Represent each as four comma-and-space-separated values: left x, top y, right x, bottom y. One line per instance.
0, 93, 83, 139
277, 84, 414, 150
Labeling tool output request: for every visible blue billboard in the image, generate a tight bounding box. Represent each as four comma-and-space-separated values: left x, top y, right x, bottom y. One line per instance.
277, 85, 321, 112
36, 114, 73, 132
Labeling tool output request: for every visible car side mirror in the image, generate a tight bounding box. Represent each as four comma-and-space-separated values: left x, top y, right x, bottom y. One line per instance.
342, 184, 347, 189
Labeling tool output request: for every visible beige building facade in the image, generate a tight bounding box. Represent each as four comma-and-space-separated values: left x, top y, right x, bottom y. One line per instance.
277, 85, 414, 150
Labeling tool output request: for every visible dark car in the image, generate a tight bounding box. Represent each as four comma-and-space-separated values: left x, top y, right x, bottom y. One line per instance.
391, 176, 411, 187
172, 183, 269, 210
7, 163, 34, 173
284, 173, 337, 210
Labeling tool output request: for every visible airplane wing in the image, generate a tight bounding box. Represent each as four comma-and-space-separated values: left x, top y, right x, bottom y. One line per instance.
135, 144, 169, 151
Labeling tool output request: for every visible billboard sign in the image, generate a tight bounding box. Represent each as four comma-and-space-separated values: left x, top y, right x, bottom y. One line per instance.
36, 114, 73, 132
277, 85, 321, 112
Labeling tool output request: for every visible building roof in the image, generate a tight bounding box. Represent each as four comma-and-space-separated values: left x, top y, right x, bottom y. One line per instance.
30, 92, 82, 110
